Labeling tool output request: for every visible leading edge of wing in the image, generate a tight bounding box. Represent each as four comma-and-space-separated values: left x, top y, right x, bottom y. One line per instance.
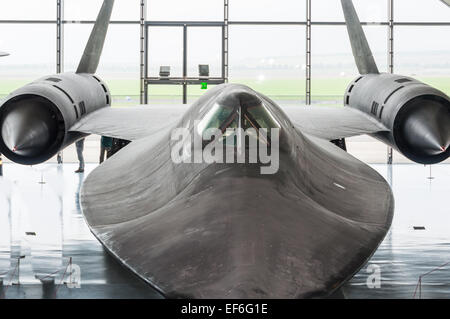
281, 105, 389, 140
69, 104, 187, 141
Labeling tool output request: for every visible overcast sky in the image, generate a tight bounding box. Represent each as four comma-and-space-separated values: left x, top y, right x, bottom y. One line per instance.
0, 0, 448, 22
0, 0, 449, 77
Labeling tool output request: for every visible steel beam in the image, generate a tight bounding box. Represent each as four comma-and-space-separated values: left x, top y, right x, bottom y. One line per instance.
140, 0, 147, 104
306, 0, 312, 105
0, 19, 449, 26
387, 0, 394, 165
146, 77, 225, 85
0, 20, 139, 24
57, 0, 64, 74
145, 21, 224, 27
56, 0, 64, 164
223, 0, 229, 83
144, 26, 149, 104
183, 25, 188, 104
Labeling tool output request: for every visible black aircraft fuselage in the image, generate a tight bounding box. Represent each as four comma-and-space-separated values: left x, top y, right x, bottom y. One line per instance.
0, 0, 448, 299
80, 84, 395, 298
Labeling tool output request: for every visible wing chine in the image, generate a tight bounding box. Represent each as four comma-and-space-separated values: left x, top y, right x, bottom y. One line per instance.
282, 105, 388, 140
69, 105, 186, 141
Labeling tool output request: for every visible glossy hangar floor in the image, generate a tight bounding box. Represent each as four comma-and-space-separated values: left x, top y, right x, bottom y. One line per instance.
0, 163, 449, 299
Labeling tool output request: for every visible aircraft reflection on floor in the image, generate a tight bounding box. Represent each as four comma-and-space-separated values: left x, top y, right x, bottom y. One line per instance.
0, 181, 11, 286
0, 164, 162, 299
0, 163, 449, 299
344, 164, 450, 299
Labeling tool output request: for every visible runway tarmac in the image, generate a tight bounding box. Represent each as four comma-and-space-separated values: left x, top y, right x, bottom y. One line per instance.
0, 163, 449, 299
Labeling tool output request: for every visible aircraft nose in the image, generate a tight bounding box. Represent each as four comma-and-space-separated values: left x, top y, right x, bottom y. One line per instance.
402, 99, 450, 156
1, 102, 54, 157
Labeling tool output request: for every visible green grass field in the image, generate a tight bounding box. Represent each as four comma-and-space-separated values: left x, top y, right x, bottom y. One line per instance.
1, 77, 450, 105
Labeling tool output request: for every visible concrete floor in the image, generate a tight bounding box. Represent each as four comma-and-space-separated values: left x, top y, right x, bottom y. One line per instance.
0, 163, 449, 299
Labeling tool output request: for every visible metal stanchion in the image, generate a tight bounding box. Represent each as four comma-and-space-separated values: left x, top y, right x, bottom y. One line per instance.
12, 256, 26, 286
387, 0, 394, 165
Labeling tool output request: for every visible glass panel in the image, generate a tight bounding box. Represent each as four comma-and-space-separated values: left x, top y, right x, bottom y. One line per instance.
64, 25, 140, 106
396, 26, 450, 96
0, 0, 55, 20
245, 101, 280, 143
312, 0, 387, 22
311, 26, 387, 104
148, 85, 184, 105
188, 85, 220, 103
230, 0, 306, 22
395, 0, 450, 22
147, 27, 183, 78
197, 103, 236, 135
63, 24, 91, 72
198, 101, 280, 146
187, 28, 222, 78
64, 0, 141, 21
0, 24, 56, 98
229, 26, 305, 104
247, 104, 280, 130
146, 26, 186, 103
148, 0, 223, 21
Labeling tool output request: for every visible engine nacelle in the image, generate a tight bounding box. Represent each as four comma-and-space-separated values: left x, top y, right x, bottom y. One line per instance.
0, 73, 111, 165
345, 73, 450, 164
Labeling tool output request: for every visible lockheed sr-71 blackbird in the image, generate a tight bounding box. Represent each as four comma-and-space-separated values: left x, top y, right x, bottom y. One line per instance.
0, 0, 448, 298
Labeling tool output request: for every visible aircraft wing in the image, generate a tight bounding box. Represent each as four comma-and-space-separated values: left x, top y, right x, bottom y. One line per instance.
281, 105, 389, 140
70, 103, 388, 142
69, 104, 187, 141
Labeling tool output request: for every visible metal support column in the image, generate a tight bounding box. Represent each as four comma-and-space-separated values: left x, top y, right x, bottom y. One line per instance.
56, 0, 64, 74
140, 0, 147, 104
222, 0, 229, 83
17, 257, 20, 285
387, 0, 394, 164
306, 0, 312, 105
183, 24, 188, 104
56, 0, 64, 164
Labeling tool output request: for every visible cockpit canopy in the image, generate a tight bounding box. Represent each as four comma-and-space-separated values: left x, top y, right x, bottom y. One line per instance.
196, 91, 281, 147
